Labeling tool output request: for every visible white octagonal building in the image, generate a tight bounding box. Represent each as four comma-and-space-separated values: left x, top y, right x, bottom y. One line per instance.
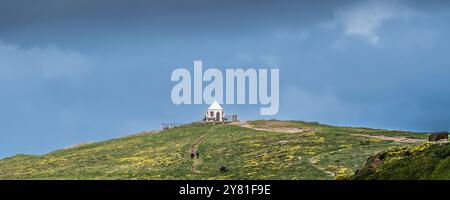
204, 100, 224, 122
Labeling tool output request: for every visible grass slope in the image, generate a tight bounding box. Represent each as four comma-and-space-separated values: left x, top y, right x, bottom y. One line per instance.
351, 142, 450, 180
0, 120, 427, 180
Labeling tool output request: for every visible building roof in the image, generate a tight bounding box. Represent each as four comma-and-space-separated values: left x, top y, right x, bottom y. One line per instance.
208, 100, 223, 110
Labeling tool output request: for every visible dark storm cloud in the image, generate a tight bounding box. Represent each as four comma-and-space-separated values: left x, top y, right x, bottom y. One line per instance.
1, 0, 449, 36
0, 0, 344, 32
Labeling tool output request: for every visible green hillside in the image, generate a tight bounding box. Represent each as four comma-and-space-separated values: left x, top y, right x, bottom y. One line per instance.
0, 120, 428, 180
351, 141, 450, 180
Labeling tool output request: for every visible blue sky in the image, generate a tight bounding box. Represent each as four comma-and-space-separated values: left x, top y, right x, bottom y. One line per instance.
1, 0, 450, 158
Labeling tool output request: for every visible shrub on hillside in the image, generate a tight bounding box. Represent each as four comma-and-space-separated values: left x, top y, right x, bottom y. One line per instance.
351, 142, 450, 180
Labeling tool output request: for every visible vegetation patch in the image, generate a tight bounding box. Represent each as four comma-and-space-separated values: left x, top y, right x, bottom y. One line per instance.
0, 120, 429, 180
351, 142, 450, 180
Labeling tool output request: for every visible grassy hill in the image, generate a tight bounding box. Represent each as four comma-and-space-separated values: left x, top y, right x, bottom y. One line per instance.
351, 141, 450, 180
0, 120, 428, 180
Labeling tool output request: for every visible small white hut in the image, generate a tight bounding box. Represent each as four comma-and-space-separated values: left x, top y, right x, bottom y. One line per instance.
204, 100, 224, 122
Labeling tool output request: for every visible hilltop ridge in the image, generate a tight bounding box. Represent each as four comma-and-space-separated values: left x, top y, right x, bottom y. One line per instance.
0, 120, 428, 180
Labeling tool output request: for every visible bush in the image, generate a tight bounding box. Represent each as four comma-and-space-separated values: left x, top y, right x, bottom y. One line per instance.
351, 143, 450, 180
360, 140, 371, 145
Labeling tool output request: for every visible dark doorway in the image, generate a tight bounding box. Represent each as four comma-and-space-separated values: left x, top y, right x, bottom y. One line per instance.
216, 112, 220, 121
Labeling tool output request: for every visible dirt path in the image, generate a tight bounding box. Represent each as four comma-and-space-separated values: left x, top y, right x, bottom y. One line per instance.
231, 121, 424, 178
309, 134, 425, 178
232, 121, 311, 133
308, 146, 356, 178
309, 155, 335, 177
351, 134, 425, 143
190, 126, 218, 173
233, 122, 335, 177
308, 134, 424, 178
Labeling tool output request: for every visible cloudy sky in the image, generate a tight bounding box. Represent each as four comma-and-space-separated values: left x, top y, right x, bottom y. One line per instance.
1, 0, 450, 158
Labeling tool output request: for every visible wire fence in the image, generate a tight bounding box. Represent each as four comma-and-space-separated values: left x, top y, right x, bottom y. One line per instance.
225, 115, 239, 122
160, 123, 184, 130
